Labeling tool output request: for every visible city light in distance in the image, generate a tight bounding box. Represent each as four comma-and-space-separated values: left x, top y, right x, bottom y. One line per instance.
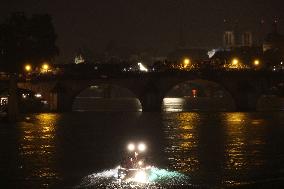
41, 63, 50, 73
224, 58, 249, 70
34, 93, 42, 98
254, 59, 260, 66
183, 58, 191, 68
42, 63, 49, 70
138, 62, 148, 72
184, 58, 190, 65
25, 64, 32, 72
232, 58, 239, 66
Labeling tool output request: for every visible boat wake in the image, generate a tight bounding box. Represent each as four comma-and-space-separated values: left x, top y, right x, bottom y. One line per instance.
76, 166, 190, 189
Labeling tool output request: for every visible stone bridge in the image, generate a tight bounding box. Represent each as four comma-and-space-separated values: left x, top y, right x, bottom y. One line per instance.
17, 71, 283, 112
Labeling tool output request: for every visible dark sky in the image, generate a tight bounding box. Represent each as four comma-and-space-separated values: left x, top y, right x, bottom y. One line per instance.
1, 0, 283, 62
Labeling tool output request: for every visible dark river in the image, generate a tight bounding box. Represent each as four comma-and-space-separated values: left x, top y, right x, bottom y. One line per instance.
1, 111, 284, 188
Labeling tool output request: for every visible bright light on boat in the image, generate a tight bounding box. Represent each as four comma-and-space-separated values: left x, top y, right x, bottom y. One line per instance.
127, 143, 135, 151
138, 143, 146, 152
134, 170, 147, 183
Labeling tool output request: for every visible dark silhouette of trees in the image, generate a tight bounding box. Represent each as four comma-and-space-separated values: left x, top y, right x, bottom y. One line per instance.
0, 12, 59, 73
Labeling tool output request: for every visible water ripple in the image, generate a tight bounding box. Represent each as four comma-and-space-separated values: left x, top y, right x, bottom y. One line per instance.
77, 167, 190, 189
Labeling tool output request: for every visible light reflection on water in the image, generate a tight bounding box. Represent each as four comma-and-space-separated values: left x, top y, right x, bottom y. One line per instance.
162, 97, 235, 112
77, 166, 190, 189
164, 113, 200, 173
162, 112, 284, 187
1, 112, 284, 188
224, 113, 247, 171
18, 113, 60, 188
221, 113, 274, 186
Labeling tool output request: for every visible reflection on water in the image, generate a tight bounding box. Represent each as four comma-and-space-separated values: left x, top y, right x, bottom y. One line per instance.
18, 114, 60, 188
222, 113, 274, 186
223, 113, 247, 171
77, 166, 189, 188
164, 113, 200, 173
162, 112, 284, 187
1, 112, 284, 188
163, 97, 235, 112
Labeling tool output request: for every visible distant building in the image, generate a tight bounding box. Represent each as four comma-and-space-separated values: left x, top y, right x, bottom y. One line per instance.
262, 24, 284, 67
242, 32, 253, 47
209, 20, 284, 69
223, 31, 235, 48
73, 47, 95, 64
263, 31, 284, 52
74, 54, 85, 64
223, 30, 254, 48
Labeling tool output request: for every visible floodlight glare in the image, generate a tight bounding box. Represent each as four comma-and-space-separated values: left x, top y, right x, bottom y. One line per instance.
127, 143, 135, 151
138, 143, 146, 152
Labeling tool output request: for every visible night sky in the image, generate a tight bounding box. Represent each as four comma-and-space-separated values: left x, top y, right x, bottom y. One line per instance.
1, 0, 283, 62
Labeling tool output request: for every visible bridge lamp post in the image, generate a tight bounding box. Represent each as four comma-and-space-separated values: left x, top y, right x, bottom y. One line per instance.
183, 58, 191, 69
24, 64, 32, 72
253, 59, 260, 66
252, 59, 261, 70
24, 64, 32, 81
232, 58, 239, 66
41, 63, 49, 73
229, 58, 241, 69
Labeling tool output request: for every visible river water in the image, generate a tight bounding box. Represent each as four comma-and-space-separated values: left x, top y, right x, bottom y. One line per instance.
1, 111, 284, 188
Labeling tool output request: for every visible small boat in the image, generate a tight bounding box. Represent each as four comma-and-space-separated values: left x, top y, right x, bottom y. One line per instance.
118, 142, 151, 183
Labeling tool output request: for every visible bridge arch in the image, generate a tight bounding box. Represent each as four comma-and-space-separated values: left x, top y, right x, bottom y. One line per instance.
70, 83, 142, 112
162, 79, 236, 112
256, 82, 284, 111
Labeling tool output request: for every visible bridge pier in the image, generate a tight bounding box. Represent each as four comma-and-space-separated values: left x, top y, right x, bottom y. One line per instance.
50, 83, 73, 112
49, 92, 73, 112
234, 95, 256, 111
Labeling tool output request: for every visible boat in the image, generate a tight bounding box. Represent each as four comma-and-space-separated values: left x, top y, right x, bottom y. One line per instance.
117, 142, 151, 183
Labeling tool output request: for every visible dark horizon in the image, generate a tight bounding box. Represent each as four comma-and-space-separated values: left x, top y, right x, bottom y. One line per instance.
1, 0, 284, 62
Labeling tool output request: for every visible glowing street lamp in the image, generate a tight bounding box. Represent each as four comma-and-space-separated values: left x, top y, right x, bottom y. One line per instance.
24, 64, 32, 72
184, 58, 190, 64
253, 59, 260, 66
42, 63, 49, 70
41, 63, 50, 73
232, 58, 239, 66
183, 58, 190, 68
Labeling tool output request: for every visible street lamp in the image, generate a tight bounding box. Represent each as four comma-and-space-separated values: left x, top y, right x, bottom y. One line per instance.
232, 58, 239, 66
253, 59, 260, 66
183, 58, 191, 69
42, 63, 49, 73
24, 64, 32, 72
